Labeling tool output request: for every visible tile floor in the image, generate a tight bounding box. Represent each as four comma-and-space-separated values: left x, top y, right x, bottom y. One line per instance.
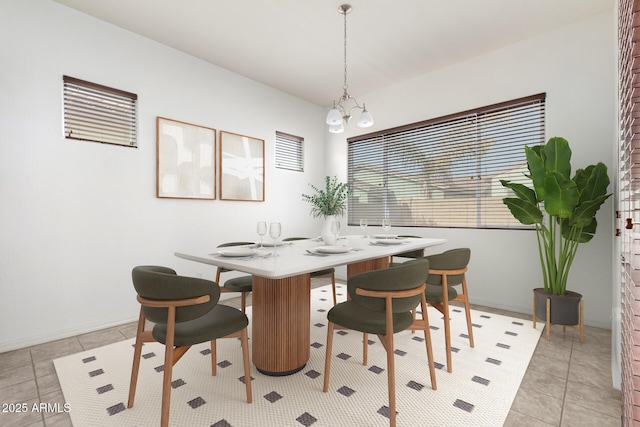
0, 280, 622, 427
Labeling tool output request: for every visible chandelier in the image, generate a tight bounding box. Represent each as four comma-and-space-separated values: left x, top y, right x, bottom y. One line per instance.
325, 4, 374, 134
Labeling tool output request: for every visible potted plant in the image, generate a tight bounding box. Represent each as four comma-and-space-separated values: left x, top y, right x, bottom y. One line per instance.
500, 137, 611, 330
302, 176, 349, 244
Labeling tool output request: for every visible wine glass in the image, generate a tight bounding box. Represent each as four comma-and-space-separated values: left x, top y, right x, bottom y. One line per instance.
382, 218, 391, 238
359, 218, 368, 237
257, 221, 267, 249
330, 220, 340, 245
269, 222, 282, 256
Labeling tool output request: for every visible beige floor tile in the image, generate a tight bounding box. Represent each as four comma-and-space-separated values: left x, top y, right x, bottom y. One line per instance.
567, 354, 613, 390
527, 352, 570, 380
35, 373, 61, 397
29, 338, 83, 365
34, 361, 56, 379
0, 381, 39, 408
504, 410, 556, 427
520, 368, 567, 399
0, 348, 32, 374
77, 326, 127, 350
560, 401, 621, 426
0, 397, 42, 427
510, 387, 563, 425
564, 379, 622, 418
0, 364, 35, 390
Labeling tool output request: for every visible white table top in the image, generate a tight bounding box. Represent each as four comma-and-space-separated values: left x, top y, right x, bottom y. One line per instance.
175, 236, 446, 279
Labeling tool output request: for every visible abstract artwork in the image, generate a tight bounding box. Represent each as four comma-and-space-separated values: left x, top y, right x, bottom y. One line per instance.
220, 131, 265, 201
156, 117, 216, 199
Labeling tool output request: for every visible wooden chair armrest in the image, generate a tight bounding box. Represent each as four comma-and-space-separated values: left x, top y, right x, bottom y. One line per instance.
355, 283, 426, 299
136, 294, 210, 308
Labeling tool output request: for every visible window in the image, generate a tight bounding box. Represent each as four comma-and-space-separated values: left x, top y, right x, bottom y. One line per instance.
275, 131, 303, 171
347, 93, 546, 228
63, 75, 138, 147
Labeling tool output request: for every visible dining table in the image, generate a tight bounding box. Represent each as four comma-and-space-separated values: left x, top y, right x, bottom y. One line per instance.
175, 235, 446, 376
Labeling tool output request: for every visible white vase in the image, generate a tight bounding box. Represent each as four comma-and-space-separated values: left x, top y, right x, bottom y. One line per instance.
321, 215, 337, 245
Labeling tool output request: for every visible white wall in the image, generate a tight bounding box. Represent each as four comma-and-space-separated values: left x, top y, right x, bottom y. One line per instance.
0, 1, 616, 352
0, 0, 327, 352
333, 11, 616, 328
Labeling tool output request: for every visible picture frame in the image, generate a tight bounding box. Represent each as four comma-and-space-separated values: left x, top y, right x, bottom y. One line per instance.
219, 131, 265, 201
156, 117, 216, 200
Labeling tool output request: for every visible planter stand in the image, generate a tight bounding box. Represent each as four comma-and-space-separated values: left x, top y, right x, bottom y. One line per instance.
532, 292, 584, 343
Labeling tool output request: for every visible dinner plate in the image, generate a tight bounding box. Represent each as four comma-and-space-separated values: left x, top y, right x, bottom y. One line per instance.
315, 245, 351, 254
372, 239, 405, 245
260, 241, 288, 247
218, 248, 258, 257
373, 234, 398, 239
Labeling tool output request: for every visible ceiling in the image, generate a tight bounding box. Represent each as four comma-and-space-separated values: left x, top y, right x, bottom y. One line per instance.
53, 0, 613, 107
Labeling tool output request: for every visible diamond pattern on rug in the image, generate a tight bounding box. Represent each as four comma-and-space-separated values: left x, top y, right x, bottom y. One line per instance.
54, 284, 542, 426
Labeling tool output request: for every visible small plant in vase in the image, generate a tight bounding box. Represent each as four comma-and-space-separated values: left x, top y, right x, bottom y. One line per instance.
302, 176, 349, 244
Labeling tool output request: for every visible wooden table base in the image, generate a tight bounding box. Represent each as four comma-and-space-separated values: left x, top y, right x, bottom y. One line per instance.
251, 273, 311, 376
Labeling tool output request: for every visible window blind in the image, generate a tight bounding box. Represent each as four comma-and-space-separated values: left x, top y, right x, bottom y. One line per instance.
275, 131, 304, 171
63, 75, 138, 147
347, 93, 545, 228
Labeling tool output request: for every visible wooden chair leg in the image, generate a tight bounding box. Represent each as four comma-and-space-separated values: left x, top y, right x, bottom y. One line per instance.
331, 272, 337, 305
241, 292, 247, 313
240, 328, 252, 403
363, 333, 368, 366
461, 278, 474, 348
419, 295, 437, 390
127, 309, 146, 408
160, 307, 177, 427
442, 279, 453, 373
211, 340, 217, 376
323, 322, 335, 392
384, 298, 397, 427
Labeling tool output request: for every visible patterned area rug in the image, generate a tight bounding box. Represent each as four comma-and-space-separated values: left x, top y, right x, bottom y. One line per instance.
54, 284, 542, 426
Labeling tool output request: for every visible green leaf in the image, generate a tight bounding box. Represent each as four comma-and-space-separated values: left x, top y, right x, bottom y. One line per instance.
543, 171, 578, 218
570, 194, 611, 227
502, 198, 543, 225
543, 137, 572, 179
525, 146, 546, 201
500, 180, 538, 204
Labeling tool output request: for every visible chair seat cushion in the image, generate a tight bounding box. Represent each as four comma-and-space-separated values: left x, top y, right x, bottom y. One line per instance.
327, 300, 414, 335
310, 268, 335, 278
153, 304, 248, 346
223, 275, 253, 292
424, 284, 457, 303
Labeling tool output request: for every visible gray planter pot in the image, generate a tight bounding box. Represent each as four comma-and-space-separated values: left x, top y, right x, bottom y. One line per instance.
533, 288, 582, 326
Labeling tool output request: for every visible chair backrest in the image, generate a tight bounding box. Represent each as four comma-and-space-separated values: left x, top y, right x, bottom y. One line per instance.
132, 266, 220, 324
348, 258, 430, 313
425, 248, 471, 286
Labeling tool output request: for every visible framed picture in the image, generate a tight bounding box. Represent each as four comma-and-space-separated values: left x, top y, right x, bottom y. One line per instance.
156, 117, 216, 200
220, 131, 265, 201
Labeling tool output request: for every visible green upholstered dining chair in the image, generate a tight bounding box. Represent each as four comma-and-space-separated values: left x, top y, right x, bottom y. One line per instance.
417, 248, 473, 373
282, 237, 338, 305
128, 266, 252, 427
323, 258, 437, 427
215, 241, 255, 313
389, 235, 425, 267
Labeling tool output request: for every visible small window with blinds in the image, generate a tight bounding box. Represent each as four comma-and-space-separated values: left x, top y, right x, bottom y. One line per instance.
63, 75, 138, 147
275, 131, 304, 171
347, 93, 546, 228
